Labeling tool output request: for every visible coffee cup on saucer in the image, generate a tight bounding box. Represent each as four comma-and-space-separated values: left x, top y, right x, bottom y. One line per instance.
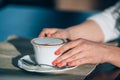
31, 37, 66, 68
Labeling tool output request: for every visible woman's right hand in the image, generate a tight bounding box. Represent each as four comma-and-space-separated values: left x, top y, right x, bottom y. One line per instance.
39, 28, 70, 39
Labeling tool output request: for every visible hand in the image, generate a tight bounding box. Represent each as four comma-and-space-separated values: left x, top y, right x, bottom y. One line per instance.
52, 38, 118, 67
39, 28, 70, 39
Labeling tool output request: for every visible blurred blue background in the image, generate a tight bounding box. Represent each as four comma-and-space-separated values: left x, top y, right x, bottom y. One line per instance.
0, 0, 118, 42
0, 5, 94, 41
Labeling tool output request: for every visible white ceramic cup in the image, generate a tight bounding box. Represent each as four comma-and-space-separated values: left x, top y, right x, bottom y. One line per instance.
31, 37, 66, 68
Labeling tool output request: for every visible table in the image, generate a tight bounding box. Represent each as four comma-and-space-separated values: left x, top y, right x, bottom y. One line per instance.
0, 36, 95, 80
1, 36, 120, 80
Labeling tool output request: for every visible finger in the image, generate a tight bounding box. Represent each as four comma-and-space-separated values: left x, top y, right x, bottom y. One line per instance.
63, 52, 86, 65
51, 31, 66, 39
39, 28, 58, 37
55, 40, 80, 55
47, 33, 52, 37
56, 52, 85, 67
39, 32, 45, 37
67, 57, 92, 66
53, 39, 87, 67
39, 30, 49, 37
54, 43, 86, 67
51, 32, 62, 38
55, 45, 84, 63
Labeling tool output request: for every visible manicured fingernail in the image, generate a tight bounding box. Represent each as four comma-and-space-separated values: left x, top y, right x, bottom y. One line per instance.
57, 62, 63, 67
67, 62, 72, 66
55, 50, 60, 55
52, 60, 58, 65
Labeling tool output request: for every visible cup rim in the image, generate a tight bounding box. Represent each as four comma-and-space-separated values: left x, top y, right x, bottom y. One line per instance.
31, 37, 66, 46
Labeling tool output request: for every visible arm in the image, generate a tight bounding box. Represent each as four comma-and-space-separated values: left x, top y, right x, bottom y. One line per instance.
53, 38, 120, 68
66, 20, 104, 42
67, 1, 120, 42
40, 1, 120, 68
40, 1, 120, 42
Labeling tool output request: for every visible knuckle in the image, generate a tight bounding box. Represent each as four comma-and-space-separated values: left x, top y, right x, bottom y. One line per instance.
69, 41, 75, 46
78, 38, 86, 44
72, 55, 77, 59
79, 38, 85, 42
56, 32, 64, 37
54, 33, 60, 36
57, 30, 62, 33
68, 50, 74, 55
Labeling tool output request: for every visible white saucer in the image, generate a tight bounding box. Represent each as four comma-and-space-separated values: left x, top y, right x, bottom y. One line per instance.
18, 55, 77, 73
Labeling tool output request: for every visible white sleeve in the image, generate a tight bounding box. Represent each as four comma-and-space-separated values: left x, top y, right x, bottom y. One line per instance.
88, 2, 120, 42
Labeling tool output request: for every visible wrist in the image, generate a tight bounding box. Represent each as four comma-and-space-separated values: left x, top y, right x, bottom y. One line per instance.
105, 46, 120, 67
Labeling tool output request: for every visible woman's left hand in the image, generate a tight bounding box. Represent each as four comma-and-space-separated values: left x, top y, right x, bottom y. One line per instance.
52, 38, 117, 67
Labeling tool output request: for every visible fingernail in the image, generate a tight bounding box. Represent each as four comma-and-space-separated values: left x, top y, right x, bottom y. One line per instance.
52, 60, 58, 65
55, 50, 60, 55
57, 62, 63, 67
67, 62, 72, 66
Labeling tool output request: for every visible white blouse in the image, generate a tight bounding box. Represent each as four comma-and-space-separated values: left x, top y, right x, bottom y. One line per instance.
88, 1, 120, 42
